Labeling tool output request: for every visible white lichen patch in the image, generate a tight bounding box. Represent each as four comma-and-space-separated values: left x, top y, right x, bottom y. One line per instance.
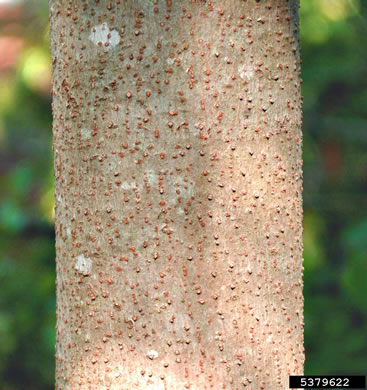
55, 194, 63, 205
146, 349, 159, 360
145, 169, 158, 186
81, 127, 91, 140
120, 181, 136, 190
238, 64, 253, 80
75, 255, 92, 275
89, 23, 120, 50
177, 207, 185, 215
189, 123, 200, 135
112, 368, 121, 378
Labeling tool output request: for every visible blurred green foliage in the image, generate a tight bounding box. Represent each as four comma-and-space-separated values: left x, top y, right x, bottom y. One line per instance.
0, 1, 55, 389
0, 0, 365, 388
300, 0, 367, 377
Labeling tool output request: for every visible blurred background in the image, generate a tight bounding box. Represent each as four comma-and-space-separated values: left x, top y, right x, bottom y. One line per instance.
0, 0, 366, 388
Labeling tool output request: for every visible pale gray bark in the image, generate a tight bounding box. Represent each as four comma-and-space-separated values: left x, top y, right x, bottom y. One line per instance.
50, 1, 304, 388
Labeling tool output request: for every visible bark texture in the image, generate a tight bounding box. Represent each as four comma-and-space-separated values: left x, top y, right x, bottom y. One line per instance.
50, 0, 304, 389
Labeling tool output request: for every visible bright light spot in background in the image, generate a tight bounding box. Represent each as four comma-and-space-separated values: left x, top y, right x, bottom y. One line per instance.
40, 186, 54, 222
319, 0, 358, 21
21, 47, 51, 94
300, 0, 360, 44
0, 0, 23, 4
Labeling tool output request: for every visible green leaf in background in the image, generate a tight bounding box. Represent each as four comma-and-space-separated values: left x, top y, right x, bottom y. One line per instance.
343, 218, 367, 251
0, 201, 28, 232
342, 252, 367, 313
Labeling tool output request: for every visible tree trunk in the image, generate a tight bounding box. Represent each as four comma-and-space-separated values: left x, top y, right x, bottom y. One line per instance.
50, 0, 304, 388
